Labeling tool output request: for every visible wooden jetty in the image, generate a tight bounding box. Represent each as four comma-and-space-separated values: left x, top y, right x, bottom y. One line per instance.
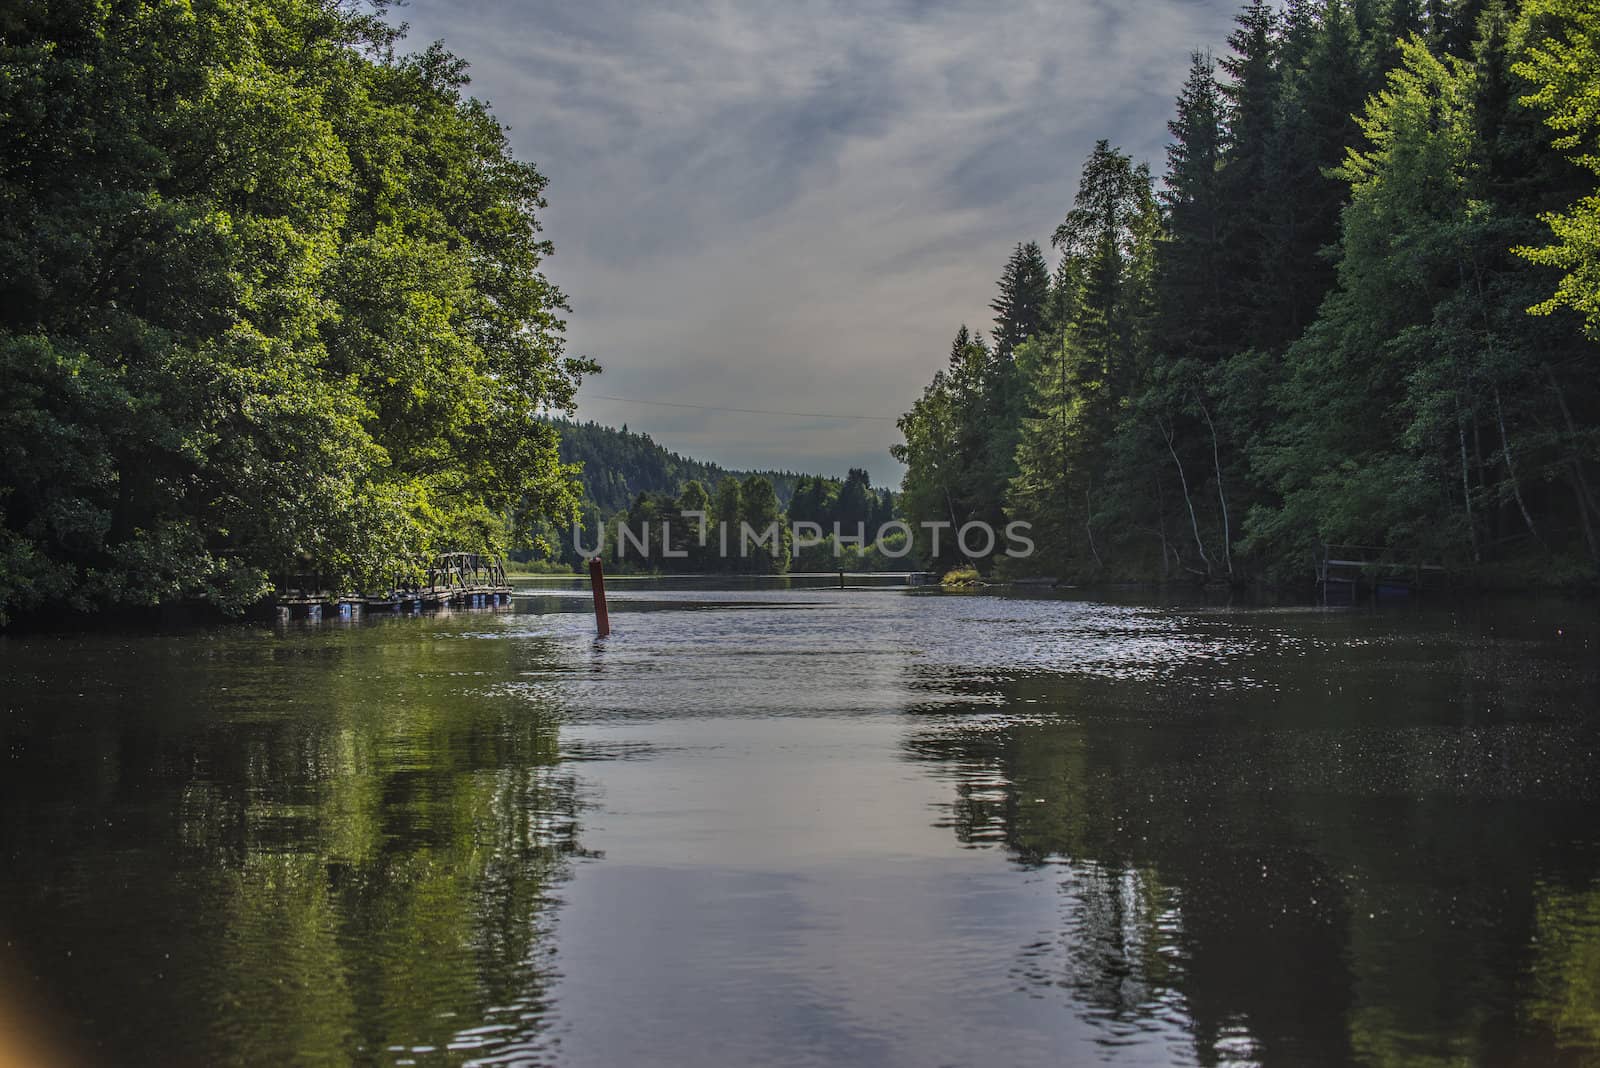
1316, 543, 1448, 604
274, 552, 513, 621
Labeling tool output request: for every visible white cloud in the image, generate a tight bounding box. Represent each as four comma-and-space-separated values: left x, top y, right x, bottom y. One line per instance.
398, 0, 1241, 478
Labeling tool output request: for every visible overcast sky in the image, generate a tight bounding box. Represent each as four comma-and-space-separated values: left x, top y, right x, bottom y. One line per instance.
397, 0, 1242, 481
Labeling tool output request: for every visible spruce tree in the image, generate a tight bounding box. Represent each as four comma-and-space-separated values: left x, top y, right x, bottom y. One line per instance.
948, 324, 972, 365
1258, 0, 1373, 347
1012, 142, 1159, 572
990, 242, 1051, 361
1217, 0, 1280, 348
1159, 51, 1231, 362
1430, 0, 1490, 55
984, 243, 1049, 527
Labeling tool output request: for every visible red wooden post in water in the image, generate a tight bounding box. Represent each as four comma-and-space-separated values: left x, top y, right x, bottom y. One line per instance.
588, 556, 611, 637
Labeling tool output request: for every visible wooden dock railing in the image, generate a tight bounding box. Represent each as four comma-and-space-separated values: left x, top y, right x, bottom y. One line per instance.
1316, 543, 1448, 603
273, 552, 513, 618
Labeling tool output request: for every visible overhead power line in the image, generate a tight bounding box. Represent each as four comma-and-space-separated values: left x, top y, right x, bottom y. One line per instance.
578, 392, 899, 422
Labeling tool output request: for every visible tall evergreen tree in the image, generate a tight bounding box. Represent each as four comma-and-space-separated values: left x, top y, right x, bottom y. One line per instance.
1381, 0, 1430, 70
1258, 0, 1375, 347
984, 243, 1049, 528
1158, 51, 1232, 362
1217, 0, 1281, 344
1431, 0, 1491, 55
1011, 143, 1159, 572
990, 242, 1051, 360
1050, 141, 1158, 398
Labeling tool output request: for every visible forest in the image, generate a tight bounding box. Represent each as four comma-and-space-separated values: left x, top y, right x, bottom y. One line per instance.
539, 421, 898, 573
0, 0, 590, 624
548, 419, 811, 514
8, 0, 1599, 624
894, 0, 1600, 586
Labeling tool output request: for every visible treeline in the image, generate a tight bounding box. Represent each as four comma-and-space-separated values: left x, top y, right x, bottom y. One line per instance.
552, 467, 899, 574
537, 419, 898, 572
0, 0, 589, 623
895, 0, 1600, 587
548, 418, 808, 513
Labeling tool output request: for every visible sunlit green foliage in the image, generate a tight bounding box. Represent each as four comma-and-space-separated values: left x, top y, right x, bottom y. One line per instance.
0, 0, 592, 622
1514, 0, 1600, 338
894, 0, 1600, 585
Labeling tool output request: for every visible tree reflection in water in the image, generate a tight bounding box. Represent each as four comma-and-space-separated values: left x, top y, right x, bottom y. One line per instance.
0, 617, 589, 1065
904, 662, 1600, 1067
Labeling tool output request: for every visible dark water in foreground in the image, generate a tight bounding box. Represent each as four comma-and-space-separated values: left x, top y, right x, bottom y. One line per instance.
1, 580, 1598, 1067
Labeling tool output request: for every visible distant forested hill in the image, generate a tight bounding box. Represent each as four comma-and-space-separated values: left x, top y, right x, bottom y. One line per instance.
549, 418, 811, 513
538, 418, 900, 574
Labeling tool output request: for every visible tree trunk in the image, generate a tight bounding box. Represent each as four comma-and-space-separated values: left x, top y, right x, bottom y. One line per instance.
1158, 415, 1211, 576
1458, 414, 1480, 565
1494, 383, 1542, 547
1084, 484, 1104, 570
1194, 393, 1232, 578
1154, 473, 1171, 581
1542, 364, 1600, 561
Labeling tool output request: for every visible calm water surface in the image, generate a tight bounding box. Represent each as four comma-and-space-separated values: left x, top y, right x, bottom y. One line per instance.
1, 581, 1598, 1066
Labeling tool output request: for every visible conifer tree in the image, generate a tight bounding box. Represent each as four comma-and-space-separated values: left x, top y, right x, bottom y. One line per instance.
1217, 0, 1281, 344
1011, 143, 1159, 571
990, 243, 1051, 361
1258, 0, 1373, 346
889, 0, 1600, 584
1158, 52, 1231, 362
1431, 0, 1490, 55
984, 244, 1049, 527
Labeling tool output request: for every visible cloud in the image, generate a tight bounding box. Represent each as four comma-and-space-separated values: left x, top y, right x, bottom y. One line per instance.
397, 0, 1242, 479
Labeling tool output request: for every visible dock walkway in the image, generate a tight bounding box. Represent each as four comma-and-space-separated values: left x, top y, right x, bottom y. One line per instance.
274, 552, 512, 620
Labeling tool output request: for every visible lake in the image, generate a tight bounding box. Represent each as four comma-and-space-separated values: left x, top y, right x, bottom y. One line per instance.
1, 579, 1597, 1066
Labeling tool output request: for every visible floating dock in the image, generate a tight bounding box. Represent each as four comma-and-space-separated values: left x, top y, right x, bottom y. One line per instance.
273, 553, 513, 621
1316, 543, 1448, 604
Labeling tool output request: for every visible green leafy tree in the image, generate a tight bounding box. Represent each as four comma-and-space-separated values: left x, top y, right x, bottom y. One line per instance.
737, 475, 788, 573
712, 476, 742, 569
1514, 0, 1600, 339
1249, 33, 1600, 571
893, 368, 968, 569
0, 0, 592, 622
675, 480, 712, 569
833, 469, 875, 534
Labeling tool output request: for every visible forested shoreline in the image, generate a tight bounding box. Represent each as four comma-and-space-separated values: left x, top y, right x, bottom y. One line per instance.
548, 419, 814, 514
894, 0, 1600, 588
1, 0, 590, 624
7, 0, 1600, 625
539, 421, 900, 574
